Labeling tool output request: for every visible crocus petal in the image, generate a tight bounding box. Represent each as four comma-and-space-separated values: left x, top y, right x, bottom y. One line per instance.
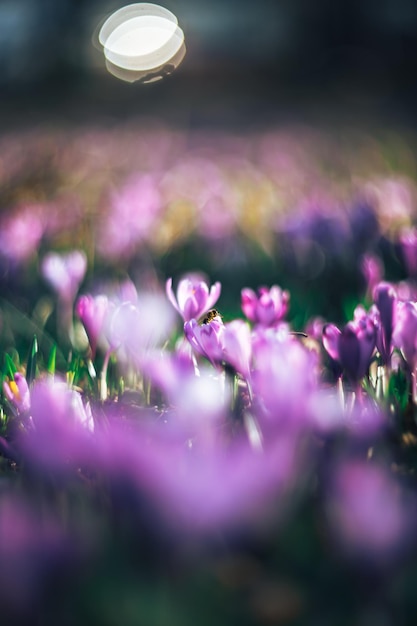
338, 324, 363, 382
373, 282, 396, 363
322, 324, 341, 362
241, 288, 257, 322
184, 318, 224, 365
206, 281, 222, 310
223, 320, 252, 378
165, 278, 181, 315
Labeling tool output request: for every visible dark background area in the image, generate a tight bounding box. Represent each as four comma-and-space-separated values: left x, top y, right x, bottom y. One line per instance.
1, 0, 417, 129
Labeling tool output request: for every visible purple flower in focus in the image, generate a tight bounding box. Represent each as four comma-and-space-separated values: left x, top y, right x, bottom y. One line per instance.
241, 285, 289, 327
42, 250, 87, 302
323, 313, 376, 382
184, 317, 225, 366
3, 373, 30, 414
166, 275, 221, 322
75, 294, 109, 358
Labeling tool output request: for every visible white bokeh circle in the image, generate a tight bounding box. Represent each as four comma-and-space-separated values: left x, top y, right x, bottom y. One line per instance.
98, 3, 185, 73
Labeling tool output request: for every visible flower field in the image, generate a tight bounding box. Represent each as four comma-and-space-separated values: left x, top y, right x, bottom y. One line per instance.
1, 123, 417, 625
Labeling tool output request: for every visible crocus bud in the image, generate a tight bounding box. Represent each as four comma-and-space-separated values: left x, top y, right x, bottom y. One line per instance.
166, 275, 221, 322
75, 294, 109, 358
241, 285, 289, 327
3, 373, 30, 413
372, 282, 397, 365
42, 250, 87, 302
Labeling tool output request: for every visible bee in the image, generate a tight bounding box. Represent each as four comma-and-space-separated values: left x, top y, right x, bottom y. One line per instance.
199, 309, 222, 325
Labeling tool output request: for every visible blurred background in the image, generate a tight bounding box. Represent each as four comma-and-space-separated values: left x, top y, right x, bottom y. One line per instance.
1, 0, 417, 129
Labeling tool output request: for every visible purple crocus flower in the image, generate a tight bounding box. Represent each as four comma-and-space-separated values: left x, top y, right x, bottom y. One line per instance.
41, 250, 87, 302
251, 330, 318, 434
3, 373, 30, 414
106, 293, 175, 361
184, 317, 225, 366
392, 300, 417, 370
19, 378, 94, 472
166, 275, 221, 322
222, 319, 252, 379
372, 282, 397, 365
144, 348, 229, 434
241, 285, 289, 327
323, 312, 376, 383
96, 419, 299, 534
75, 294, 109, 358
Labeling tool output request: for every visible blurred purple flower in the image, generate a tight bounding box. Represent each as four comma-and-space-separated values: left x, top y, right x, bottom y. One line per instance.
75, 294, 109, 358
361, 253, 383, 298
97, 174, 162, 260
106, 293, 175, 360
326, 460, 410, 560
0, 495, 72, 619
309, 390, 384, 437
372, 282, 397, 365
222, 319, 252, 379
98, 420, 299, 534
166, 274, 221, 322
144, 349, 196, 397
19, 378, 94, 471
3, 373, 30, 414
42, 250, 87, 302
251, 331, 318, 434
241, 285, 289, 327
400, 227, 417, 276
304, 316, 326, 341
365, 177, 415, 231
0, 205, 45, 263
145, 348, 230, 432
